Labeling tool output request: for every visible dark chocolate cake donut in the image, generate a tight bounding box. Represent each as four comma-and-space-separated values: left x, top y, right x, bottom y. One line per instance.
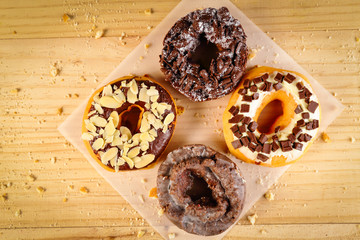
157, 144, 246, 236
159, 7, 248, 102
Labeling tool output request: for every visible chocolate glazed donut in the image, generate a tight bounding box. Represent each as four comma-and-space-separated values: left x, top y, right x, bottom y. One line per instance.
157, 145, 246, 236
160, 7, 248, 102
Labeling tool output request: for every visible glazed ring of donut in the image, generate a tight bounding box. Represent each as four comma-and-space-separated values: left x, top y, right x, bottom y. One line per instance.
81, 75, 177, 171
160, 7, 248, 102
157, 144, 246, 236
223, 66, 321, 167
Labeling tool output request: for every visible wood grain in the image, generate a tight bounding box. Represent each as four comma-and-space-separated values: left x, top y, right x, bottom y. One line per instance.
0, 0, 359, 239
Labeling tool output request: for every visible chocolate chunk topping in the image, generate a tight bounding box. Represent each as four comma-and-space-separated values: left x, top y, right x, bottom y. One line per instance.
253, 77, 262, 84
262, 143, 271, 154
255, 144, 263, 152
298, 133, 312, 142
294, 105, 303, 114
243, 95, 253, 102
304, 88, 312, 98
273, 82, 283, 91
274, 126, 281, 133
293, 142, 303, 151
284, 73, 296, 83
252, 92, 259, 100
240, 104, 250, 113
247, 131, 257, 143
234, 131, 242, 138
292, 126, 302, 137
280, 140, 292, 152
239, 124, 246, 133
288, 134, 296, 143
248, 142, 257, 152
312, 119, 319, 129
307, 101, 319, 113
248, 121, 258, 132
240, 136, 250, 147
230, 125, 239, 133
258, 133, 268, 144
228, 105, 239, 116
250, 85, 258, 92
297, 119, 305, 127
272, 141, 280, 151
261, 73, 269, 81
229, 114, 244, 123
296, 82, 304, 90
274, 73, 283, 82
304, 133, 312, 142
242, 116, 251, 125
257, 153, 269, 162
231, 140, 242, 149
259, 83, 266, 91
306, 122, 313, 130
272, 135, 279, 142
238, 88, 247, 95
302, 112, 310, 119
299, 90, 306, 99
243, 79, 251, 88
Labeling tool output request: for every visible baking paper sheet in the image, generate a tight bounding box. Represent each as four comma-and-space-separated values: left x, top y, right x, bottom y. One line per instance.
58, 0, 344, 239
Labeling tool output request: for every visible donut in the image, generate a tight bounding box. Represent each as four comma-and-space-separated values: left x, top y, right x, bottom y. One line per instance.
81, 75, 177, 171
157, 144, 246, 236
159, 7, 248, 102
223, 66, 321, 167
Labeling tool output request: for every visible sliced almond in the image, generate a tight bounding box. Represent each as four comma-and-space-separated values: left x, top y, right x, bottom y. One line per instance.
99, 96, 122, 108
149, 129, 158, 138
163, 113, 175, 126
147, 87, 159, 97
92, 138, 104, 151
122, 156, 134, 169
105, 135, 114, 144
99, 128, 104, 135
129, 79, 138, 95
135, 154, 155, 168
104, 120, 116, 137
90, 116, 107, 127
162, 125, 168, 133
85, 121, 97, 132
127, 89, 138, 104
109, 111, 119, 128
139, 87, 149, 103
113, 129, 120, 138
153, 119, 164, 130
120, 126, 132, 139
102, 85, 113, 96
132, 133, 141, 142
109, 155, 117, 167
147, 113, 156, 125
117, 157, 125, 165
144, 103, 151, 109
121, 80, 127, 87
94, 103, 104, 114
140, 141, 149, 151
111, 137, 123, 146
113, 91, 126, 104
127, 147, 140, 159
101, 147, 118, 163
157, 103, 171, 115
81, 132, 94, 141
150, 95, 159, 103
140, 132, 153, 142
93, 93, 100, 103
87, 110, 97, 117
140, 118, 150, 133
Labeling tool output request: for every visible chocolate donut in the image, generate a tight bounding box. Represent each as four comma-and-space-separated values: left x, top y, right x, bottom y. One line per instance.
160, 7, 248, 102
157, 144, 246, 236
81, 75, 176, 171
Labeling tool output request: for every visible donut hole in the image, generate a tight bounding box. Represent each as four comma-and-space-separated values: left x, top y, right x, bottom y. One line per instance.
186, 172, 217, 207
189, 34, 219, 71
119, 105, 143, 135
257, 100, 284, 134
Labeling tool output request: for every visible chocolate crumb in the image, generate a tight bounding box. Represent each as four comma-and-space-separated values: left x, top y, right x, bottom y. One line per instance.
261, 73, 269, 81
294, 105, 303, 114
228, 105, 239, 116
231, 140, 242, 149
257, 153, 269, 161
240, 136, 250, 147
239, 125, 246, 133
272, 141, 280, 151
274, 126, 281, 133
253, 77, 262, 84
243, 79, 251, 88
288, 134, 296, 143
229, 114, 244, 123
248, 121, 258, 132
243, 95, 253, 102
274, 73, 283, 82
307, 101, 319, 113
234, 131, 242, 138
258, 133, 268, 144
293, 142, 303, 151
296, 82, 304, 90
252, 92, 259, 100
255, 145, 263, 152
262, 143, 271, 154
250, 85, 258, 92
292, 127, 302, 137
306, 122, 313, 130
272, 135, 279, 142
259, 83, 266, 91
248, 142, 257, 152
280, 141, 292, 152
312, 119, 319, 129
273, 82, 282, 91
230, 125, 239, 133
297, 119, 305, 127
247, 131, 257, 143
302, 112, 310, 119
242, 116, 251, 125
299, 90, 306, 99
240, 104, 250, 113
238, 88, 247, 95
284, 73, 296, 83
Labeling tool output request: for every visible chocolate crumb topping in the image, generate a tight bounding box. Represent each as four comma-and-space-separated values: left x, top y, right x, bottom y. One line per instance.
275, 126, 281, 133
273, 82, 282, 90
229, 114, 244, 123
284, 73, 296, 83
250, 85, 258, 92
288, 134, 296, 143
302, 112, 310, 119
232, 140, 242, 149
242, 116, 251, 125
262, 143, 271, 154
252, 92, 259, 100
247, 131, 257, 143
243, 95, 253, 102
230, 125, 239, 133
240, 136, 250, 147
297, 119, 305, 127
308, 101, 319, 113
243, 79, 251, 88
296, 82, 304, 90
255, 145, 263, 152
239, 125, 246, 133
261, 73, 269, 81
293, 142, 303, 151
238, 88, 247, 95
280, 140, 292, 152
253, 77, 262, 84
274, 73, 283, 82
248, 142, 257, 152
240, 104, 250, 113
258, 133, 268, 144
272, 141, 280, 151
229, 105, 239, 116
292, 126, 302, 137
248, 121, 258, 132
294, 105, 303, 114
257, 153, 269, 161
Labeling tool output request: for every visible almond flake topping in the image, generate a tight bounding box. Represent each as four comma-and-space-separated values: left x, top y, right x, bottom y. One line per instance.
99, 96, 122, 108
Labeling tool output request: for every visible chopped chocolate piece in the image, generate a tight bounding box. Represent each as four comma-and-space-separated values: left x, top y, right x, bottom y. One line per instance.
302, 112, 310, 119
247, 131, 257, 143
296, 82, 304, 90
312, 119, 319, 129
297, 119, 305, 127
275, 126, 281, 133
238, 88, 247, 95
265, 81, 273, 91
231, 140, 242, 149
307, 101, 319, 113
248, 142, 257, 152
272, 141, 280, 151
292, 126, 302, 137
253, 77, 263, 84
234, 131, 242, 138
299, 90, 306, 99
243, 79, 251, 88
230, 125, 239, 133
240, 104, 250, 113
240, 136, 250, 147
229, 114, 244, 123
242, 116, 251, 125
274, 73, 283, 82
284, 73, 296, 83
304, 88, 312, 98
297, 134, 305, 142
255, 144, 263, 152
294, 105, 303, 114
248, 121, 258, 132
239, 125, 246, 133
250, 85, 258, 92
258, 133, 268, 144
306, 122, 313, 130
259, 83, 266, 91
280, 140, 292, 152
252, 92, 259, 100
305, 97, 310, 104
261, 73, 269, 81
243, 95, 253, 102
257, 153, 269, 162
304, 133, 312, 142
288, 134, 296, 143
262, 143, 271, 154
273, 82, 283, 91
228, 105, 239, 116
293, 142, 303, 151
272, 135, 279, 142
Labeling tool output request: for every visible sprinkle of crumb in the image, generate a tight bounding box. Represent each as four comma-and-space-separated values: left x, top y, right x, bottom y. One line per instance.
10, 88, 20, 94
264, 191, 275, 201
36, 186, 45, 194
141, 178, 147, 183
356, 36, 360, 43
321, 132, 331, 143
157, 208, 164, 216
80, 76, 86, 82
50, 65, 59, 77
27, 174, 36, 182
139, 56, 144, 60
63, 197, 68, 202
94, 29, 104, 39
57, 107, 63, 116
144, 43, 151, 49
1, 193, 8, 201
79, 186, 89, 194
350, 137, 356, 143
138, 194, 144, 203
168, 233, 176, 239
68, 185, 74, 190
247, 213, 258, 225
144, 8, 153, 15
62, 13, 70, 22
137, 230, 146, 238
149, 187, 157, 198
260, 229, 267, 234
176, 106, 185, 115
51, 157, 56, 164
147, 25, 153, 30
73, 93, 79, 98
15, 209, 22, 217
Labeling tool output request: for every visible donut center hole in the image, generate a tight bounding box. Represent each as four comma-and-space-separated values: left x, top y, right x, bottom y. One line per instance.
186, 172, 217, 207
189, 34, 219, 71
257, 100, 284, 134
119, 105, 143, 135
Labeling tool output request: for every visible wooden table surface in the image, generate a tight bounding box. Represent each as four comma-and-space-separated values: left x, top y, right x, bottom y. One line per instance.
0, 0, 359, 239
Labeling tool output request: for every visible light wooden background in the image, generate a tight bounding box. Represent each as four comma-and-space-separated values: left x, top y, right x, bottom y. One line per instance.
0, 0, 359, 239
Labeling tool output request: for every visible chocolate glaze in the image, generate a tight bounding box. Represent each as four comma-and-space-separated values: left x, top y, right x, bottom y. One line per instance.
87, 79, 176, 170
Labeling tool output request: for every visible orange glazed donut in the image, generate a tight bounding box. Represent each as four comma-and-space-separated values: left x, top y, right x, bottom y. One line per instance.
81, 75, 177, 171
223, 66, 320, 167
